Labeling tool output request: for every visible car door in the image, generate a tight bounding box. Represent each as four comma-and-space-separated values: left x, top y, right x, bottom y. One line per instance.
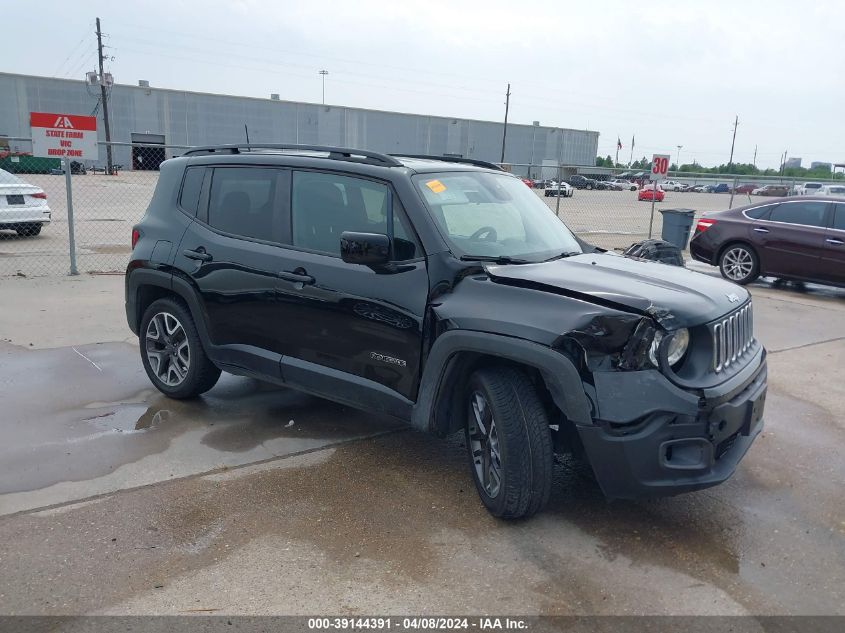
273, 169, 428, 406
174, 165, 293, 379
749, 200, 831, 280
822, 203, 845, 284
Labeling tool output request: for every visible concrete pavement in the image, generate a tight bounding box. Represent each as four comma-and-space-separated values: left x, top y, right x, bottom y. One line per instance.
0, 272, 843, 615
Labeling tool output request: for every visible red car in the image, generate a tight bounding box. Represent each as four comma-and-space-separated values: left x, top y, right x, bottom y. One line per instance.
520, 177, 533, 188
638, 185, 665, 202
733, 183, 759, 194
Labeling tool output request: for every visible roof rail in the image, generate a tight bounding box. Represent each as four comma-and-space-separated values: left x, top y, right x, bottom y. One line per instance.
390, 154, 504, 171
181, 143, 403, 167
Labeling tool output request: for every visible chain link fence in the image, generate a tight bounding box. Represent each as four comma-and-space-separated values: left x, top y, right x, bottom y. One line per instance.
1, 144, 842, 278
0, 140, 184, 277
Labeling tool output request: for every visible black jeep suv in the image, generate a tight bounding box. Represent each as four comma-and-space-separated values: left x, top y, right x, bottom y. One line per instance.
126, 144, 767, 519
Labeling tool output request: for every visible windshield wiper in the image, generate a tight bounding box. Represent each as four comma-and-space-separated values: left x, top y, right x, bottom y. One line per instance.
542, 251, 582, 262
459, 255, 532, 265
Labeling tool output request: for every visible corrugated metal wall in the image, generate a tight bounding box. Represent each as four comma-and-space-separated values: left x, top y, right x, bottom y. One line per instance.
0, 72, 599, 169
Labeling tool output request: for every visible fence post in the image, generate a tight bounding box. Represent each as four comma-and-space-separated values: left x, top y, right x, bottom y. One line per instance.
64, 158, 79, 276
555, 164, 562, 217
729, 176, 738, 209
648, 180, 657, 239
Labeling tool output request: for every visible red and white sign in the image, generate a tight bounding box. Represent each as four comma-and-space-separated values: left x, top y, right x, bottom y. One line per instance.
651, 153, 671, 181
30, 112, 98, 160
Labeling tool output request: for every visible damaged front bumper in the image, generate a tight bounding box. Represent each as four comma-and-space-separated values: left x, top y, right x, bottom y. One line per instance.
577, 346, 767, 499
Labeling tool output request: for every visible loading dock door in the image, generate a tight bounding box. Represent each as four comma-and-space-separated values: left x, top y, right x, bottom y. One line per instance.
131, 133, 166, 171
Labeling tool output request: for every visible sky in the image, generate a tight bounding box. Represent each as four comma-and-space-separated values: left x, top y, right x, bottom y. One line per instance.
4, 0, 843, 169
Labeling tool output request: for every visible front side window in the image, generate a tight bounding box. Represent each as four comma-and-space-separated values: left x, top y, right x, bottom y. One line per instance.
292, 171, 389, 256
768, 201, 828, 227
414, 171, 582, 261
208, 168, 282, 241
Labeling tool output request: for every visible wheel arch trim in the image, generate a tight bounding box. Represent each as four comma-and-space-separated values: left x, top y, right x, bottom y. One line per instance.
410, 330, 593, 433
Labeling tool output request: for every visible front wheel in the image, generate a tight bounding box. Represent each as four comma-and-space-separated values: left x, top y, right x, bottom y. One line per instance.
139, 298, 221, 398
464, 366, 553, 519
719, 243, 759, 285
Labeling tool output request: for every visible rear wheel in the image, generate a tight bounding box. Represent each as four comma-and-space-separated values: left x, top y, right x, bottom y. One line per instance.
140, 298, 221, 398
464, 366, 553, 519
719, 243, 759, 285
15, 223, 41, 237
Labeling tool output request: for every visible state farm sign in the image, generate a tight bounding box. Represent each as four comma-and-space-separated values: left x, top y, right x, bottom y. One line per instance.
30, 112, 98, 160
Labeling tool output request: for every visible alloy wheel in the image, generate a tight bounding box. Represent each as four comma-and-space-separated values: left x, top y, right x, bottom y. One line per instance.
145, 312, 190, 386
722, 247, 754, 281
468, 391, 502, 498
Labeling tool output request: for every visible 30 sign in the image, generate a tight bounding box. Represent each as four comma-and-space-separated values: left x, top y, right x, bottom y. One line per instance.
651, 154, 671, 181
651, 154, 670, 180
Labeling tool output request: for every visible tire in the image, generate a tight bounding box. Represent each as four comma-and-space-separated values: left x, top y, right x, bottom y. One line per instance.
139, 297, 221, 398
719, 243, 759, 285
586, 184, 593, 190
15, 223, 41, 237
464, 366, 553, 519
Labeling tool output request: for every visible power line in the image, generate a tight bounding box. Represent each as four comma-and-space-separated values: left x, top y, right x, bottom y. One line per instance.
52, 22, 94, 77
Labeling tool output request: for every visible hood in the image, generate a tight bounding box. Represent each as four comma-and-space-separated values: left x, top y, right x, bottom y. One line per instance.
486, 252, 748, 329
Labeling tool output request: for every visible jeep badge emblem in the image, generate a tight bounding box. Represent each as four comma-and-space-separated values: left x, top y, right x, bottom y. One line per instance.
726, 293, 740, 303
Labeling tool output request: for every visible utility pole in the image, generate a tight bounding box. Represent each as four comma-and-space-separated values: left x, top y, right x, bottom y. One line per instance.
752, 145, 757, 170
727, 115, 739, 174
318, 70, 328, 104
96, 17, 113, 175
500, 83, 510, 164
676, 145, 683, 172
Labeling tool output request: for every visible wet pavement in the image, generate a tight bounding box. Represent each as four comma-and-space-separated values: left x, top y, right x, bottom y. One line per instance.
0, 280, 844, 615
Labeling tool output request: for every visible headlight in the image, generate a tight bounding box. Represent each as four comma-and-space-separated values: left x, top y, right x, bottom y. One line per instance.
649, 328, 690, 368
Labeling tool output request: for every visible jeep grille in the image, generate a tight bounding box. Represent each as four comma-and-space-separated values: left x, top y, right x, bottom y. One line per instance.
711, 303, 754, 373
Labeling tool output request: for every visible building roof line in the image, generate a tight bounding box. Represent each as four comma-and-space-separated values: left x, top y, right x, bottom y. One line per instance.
0, 71, 600, 137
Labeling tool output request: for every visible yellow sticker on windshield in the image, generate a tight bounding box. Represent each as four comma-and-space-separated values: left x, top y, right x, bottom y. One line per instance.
425, 179, 446, 193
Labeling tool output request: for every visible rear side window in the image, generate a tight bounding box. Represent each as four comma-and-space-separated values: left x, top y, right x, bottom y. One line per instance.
745, 205, 775, 220
834, 205, 845, 231
208, 168, 283, 242
769, 201, 828, 227
179, 167, 205, 215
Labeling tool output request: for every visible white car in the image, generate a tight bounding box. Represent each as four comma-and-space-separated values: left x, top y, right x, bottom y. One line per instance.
0, 169, 51, 237
609, 178, 637, 191
543, 181, 574, 197
661, 180, 684, 191
799, 182, 824, 196
815, 184, 845, 197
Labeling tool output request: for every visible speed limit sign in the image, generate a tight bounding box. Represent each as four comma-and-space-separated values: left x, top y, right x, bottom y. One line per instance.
651, 154, 670, 181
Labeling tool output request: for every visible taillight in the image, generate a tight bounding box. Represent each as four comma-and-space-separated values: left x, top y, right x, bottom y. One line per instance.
31, 192, 47, 199
131, 228, 141, 248
696, 219, 716, 232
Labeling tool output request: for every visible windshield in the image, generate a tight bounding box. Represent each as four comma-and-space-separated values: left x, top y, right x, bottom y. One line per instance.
0, 169, 25, 185
414, 171, 583, 261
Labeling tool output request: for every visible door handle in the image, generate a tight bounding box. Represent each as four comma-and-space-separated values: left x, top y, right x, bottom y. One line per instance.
278, 270, 315, 285
753, 227, 769, 233
183, 248, 213, 262
826, 238, 844, 245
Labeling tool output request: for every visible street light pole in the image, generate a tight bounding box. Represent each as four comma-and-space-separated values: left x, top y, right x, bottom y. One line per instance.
530, 121, 539, 179
676, 145, 683, 173
318, 70, 329, 104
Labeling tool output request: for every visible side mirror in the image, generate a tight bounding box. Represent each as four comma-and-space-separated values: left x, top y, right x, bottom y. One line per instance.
340, 232, 390, 265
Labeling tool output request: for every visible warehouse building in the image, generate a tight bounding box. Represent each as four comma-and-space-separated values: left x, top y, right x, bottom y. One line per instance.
0, 72, 599, 173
